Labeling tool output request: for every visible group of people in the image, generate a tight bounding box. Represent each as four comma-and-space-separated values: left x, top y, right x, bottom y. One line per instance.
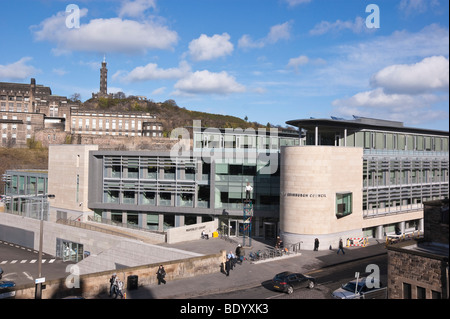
109, 273, 125, 299
313, 237, 346, 254
223, 244, 245, 276
108, 265, 167, 299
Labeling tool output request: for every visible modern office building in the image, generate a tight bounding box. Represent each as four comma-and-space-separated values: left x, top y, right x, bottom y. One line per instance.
281, 116, 449, 249
2, 169, 50, 219
21, 116, 448, 247
84, 126, 300, 239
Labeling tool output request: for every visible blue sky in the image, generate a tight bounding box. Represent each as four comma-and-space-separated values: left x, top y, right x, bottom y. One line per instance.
0, 0, 448, 130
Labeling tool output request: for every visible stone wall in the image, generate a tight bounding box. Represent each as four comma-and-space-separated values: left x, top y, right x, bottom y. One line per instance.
33, 131, 179, 151
424, 199, 449, 245
387, 242, 447, 299
14, 250, 226, 299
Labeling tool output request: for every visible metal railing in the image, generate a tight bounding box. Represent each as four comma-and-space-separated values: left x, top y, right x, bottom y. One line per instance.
248, 242, 302, 262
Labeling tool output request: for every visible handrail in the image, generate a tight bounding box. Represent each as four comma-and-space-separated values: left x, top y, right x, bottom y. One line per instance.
56, 218, 143, 241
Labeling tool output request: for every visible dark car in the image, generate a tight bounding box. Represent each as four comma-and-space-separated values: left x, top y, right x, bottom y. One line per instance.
0, 280, 16, 299
272, 271, 316, 294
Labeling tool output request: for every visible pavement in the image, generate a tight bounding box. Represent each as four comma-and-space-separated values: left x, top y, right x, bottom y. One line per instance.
119, 236, 387, 299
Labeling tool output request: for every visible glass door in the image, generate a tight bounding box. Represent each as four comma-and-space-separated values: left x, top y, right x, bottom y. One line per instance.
229, 220, 237, 237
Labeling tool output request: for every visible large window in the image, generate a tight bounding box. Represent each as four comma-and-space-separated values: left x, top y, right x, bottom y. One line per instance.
336, 192, 352, 218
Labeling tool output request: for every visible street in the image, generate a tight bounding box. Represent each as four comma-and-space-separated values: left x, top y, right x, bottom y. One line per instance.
0, 240, 72, 286
193, 254, 387, 299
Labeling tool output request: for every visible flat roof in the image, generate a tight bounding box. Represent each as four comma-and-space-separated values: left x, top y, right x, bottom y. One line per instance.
286, 116, 449, 136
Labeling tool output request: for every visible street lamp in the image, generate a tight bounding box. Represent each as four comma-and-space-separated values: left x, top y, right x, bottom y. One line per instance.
35, 194, 55, 300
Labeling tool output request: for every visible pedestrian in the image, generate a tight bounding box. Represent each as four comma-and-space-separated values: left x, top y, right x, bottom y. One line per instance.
156, 265, 166, 285
225, 258, 231, 276
337, 238, 345, 255
109, 273, 117, 297
228, 251, 236, 269
115, 279, 124, 299
235, 244, 244, 264
314, 238, 319, 251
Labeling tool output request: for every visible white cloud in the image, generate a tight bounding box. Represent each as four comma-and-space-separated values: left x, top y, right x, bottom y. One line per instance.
0, 57, 38, 80
286, 55, 326, 73
283, 0, 312, 7
370, 56, 449, 94
238, 21, 292, 50
309, 16, 367, 35
399, 0, 440, 16
188, 33, 234, 61
174, 70, 245, 95
115, 61, 191, 82
332, 56, 449, 126
332, 88, 447, 125
119, 0, 156, 18
151, 87, 166, 95
32, 8, 178, 54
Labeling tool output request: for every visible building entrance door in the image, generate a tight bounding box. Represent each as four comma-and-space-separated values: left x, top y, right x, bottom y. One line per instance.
229, 220, 237, 237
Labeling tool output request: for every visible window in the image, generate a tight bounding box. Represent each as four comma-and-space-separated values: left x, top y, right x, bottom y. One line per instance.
336, 192, 352, 218
416, 286, 426, 299
403, 283, 412, 299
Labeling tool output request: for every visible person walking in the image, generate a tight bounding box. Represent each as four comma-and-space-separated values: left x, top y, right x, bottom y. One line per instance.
115, 279, 124, 299
314, 238, 319, 251
156, 265, 167, 285
109, 273, 117, 297
225, 258, 231, 277
337, 238, 345, 255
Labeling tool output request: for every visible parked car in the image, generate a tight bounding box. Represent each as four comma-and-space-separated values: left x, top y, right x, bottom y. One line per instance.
331, 277, 383, 299
271, 271, 316, 294
0, 280, 16, 299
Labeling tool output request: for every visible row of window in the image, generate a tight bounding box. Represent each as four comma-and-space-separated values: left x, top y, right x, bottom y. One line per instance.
194, 133, 299, 150
0, 102, 30, 112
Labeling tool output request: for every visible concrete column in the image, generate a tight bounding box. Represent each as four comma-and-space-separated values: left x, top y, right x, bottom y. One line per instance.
399, 221, 405, 233
158, 213, 164, 232
315, 126, 319, 146
102, 210, 111, 221
418, 218, 424, 233
139, 213, 147, 229
344, 129, 347, 146
122, 211, 127, 225
175, 215, 185, 227
375, 225, 384, 239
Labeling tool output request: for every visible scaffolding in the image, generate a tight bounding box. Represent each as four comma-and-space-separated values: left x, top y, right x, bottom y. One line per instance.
242, 200, 253, 247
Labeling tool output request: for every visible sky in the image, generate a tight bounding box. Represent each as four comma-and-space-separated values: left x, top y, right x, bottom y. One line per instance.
0, 0, 448, 131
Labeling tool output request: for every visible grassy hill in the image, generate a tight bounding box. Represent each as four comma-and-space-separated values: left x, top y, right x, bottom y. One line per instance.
0, 147, 49, 193
83, 97, 271, 136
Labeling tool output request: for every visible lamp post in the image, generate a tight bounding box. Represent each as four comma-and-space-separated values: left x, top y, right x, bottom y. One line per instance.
35, 194, 55, 299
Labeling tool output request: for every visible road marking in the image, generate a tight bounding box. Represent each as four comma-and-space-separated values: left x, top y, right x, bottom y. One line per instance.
49, 259, 55, 263
20, 260, 27, 263
10, 260, 17, 264
30, 259, 37, 264
23, 272, 34, 281
0, 261, 7, 265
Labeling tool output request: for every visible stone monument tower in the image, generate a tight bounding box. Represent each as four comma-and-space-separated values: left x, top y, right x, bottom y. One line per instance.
100, 55, 108, 96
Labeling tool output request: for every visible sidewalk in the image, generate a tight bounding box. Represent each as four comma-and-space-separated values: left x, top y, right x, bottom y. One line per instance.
120, 237, 387, 299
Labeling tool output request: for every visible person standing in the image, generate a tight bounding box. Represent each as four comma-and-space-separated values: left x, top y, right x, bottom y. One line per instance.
245, 183, 253, 200
337, 238, 345, 255
314, 238, 319, 251
156, 265, 166, 285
